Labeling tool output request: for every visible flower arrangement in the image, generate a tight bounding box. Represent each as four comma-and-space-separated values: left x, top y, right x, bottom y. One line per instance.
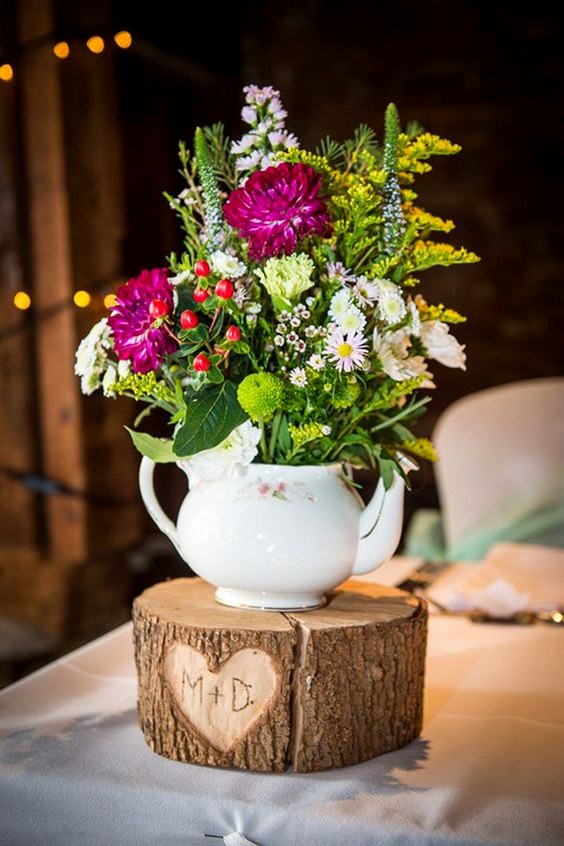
75, 85, 478, 487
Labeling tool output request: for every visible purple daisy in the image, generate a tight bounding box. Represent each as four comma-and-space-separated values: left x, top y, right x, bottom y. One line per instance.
108, 268, 177, 374
223, 162, 330, 260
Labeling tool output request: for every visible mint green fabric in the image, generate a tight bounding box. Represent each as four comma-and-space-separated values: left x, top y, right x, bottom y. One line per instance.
405, 484, 564, 561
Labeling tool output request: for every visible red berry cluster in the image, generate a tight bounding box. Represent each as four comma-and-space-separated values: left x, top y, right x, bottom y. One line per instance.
185, 258, 242, 374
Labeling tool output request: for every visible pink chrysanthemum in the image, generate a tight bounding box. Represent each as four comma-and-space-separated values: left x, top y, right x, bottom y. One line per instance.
325, 327, 368, 373
108, 268, 177, 374
223, 162, 330, 260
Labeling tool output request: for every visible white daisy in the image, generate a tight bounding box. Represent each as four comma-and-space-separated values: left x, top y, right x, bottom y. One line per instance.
338, 305, 367, 333
327, 261, 355, 284
329, 289, 353, 321
353, 275, 380, 306
376, 280, 407, 325
289, 367, 308, 388
307, 353, 325, 371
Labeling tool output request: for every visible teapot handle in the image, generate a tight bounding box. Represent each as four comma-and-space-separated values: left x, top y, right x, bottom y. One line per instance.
138, 457, 182, 554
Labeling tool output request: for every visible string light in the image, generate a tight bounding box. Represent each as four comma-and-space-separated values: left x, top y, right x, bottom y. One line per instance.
53, 42, 70, 59
0, 64, 14, 82
103, 293, 117, 308
86, 36, 104, 54
73, 290, 91, 308
114, 31, 132, 49
13, 291, 31, 310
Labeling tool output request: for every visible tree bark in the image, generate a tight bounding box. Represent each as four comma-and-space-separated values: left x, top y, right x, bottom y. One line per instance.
133, 578, 427, 773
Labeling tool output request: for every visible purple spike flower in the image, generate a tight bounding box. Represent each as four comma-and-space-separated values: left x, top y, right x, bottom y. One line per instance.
108, 268, 177, 374
223, 162, 330, 260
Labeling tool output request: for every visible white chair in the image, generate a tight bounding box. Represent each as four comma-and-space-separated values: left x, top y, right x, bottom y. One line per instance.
433, 378, 564, 550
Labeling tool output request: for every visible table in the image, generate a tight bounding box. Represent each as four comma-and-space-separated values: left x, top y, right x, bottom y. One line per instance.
1, 579, 563, 845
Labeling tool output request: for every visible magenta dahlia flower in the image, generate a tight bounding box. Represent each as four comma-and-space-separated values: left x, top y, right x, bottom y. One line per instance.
223, 162, 330, 259
108, 268, 177, 374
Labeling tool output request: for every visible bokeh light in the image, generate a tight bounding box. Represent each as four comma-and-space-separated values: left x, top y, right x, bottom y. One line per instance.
86, 36, 104, 54
13, 291, 31, 310
73, 290, 92, 308
53, 42, 70, 59
103, 293, 117, 309
114, 31, 133, 49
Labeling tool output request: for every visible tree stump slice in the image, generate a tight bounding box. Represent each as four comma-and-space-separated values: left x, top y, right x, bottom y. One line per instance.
133, 578, 427, 773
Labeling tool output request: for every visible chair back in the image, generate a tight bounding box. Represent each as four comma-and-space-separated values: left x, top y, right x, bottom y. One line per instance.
433, 378, 564, 547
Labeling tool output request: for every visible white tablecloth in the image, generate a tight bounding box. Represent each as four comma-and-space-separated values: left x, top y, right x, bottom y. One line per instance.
0, 594, 563, 845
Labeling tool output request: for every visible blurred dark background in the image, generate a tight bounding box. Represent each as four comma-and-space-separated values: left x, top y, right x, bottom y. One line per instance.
0, 0, 562, 684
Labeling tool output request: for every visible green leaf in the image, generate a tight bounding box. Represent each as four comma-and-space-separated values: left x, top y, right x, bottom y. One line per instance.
173, 381, 247, 457
378, 456, 397, 490
206, 366, 225, 384
125, 428, 178, 463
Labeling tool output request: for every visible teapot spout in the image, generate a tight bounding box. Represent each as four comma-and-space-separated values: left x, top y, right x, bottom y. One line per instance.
352, 454, 418, 576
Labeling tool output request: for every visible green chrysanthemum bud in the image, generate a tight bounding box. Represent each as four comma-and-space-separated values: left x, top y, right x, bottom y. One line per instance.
237, 373, 285, 422
332, 378, 361, 409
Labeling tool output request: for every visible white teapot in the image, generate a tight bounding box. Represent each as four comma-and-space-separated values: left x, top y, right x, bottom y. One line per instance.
139, 456, 416, 611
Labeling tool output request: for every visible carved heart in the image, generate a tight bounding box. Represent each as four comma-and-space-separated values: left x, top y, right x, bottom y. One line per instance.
163, 644, 278, 753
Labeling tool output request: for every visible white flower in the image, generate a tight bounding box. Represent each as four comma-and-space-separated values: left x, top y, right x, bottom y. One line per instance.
290, 367, 308, 387
260, 153, 279, 170
210, 250, 247, 279
179, 421, 261, 487
257, 118, 273, 134
295, 340, 306, 352
274, 335, 285, 346
375, 280, 406, 325
168, 269, 192, 286
102, 363, 117, 397
233, 282, 249, 308
241, 105, 257, 125
74, 318, 113, 395
353, 276, 379, 306
290, 316, 301, 327
304, 325, 317, 338
235, 150, 263, 172
321, 425, 332, 436
327, 262, 355, 284
408, 300, 421, 337
373, 329, 435, 386
117, 359, 130, 378
338, 305, 367, 333
231, 134, 257, 155
307, 353, 325, 371
420, 320, 466, 369
286, 331, 299, 345
329, 289, 353, 321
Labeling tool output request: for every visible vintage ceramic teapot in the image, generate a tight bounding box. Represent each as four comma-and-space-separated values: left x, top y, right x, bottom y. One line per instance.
139, 456, 416, 611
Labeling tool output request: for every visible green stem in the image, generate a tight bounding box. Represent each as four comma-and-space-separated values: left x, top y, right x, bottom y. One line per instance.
268, 411, 282, 460
258, 417, 269, 463
369, 397, 431, 433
